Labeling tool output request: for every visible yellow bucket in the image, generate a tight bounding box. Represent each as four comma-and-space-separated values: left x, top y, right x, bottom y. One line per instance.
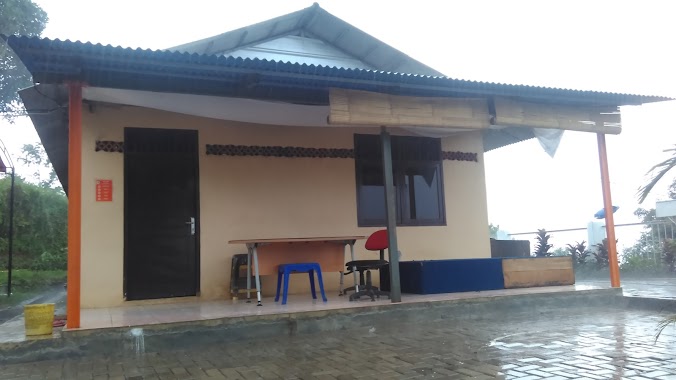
24, 303, 55, 336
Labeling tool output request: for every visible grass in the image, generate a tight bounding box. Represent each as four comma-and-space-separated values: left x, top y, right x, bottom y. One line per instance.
0, 269, 66, 292
0, 289, 40, 307
0, 270, 66, 307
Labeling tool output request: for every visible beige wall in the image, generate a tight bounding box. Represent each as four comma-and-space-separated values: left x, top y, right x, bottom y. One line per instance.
80, 104, 491, 308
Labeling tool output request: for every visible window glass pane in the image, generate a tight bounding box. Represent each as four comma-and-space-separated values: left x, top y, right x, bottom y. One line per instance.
354, 134, 445, 226
408, 165, 441, 221
392, 135, 441, 161
358, 163, 386, 222
354, 134, 381, 160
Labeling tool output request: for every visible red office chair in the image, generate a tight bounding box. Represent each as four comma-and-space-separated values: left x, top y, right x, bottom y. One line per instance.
344, 229, 390, 301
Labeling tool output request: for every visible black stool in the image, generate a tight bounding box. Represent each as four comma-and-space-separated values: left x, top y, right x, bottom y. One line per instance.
230, 254, 261, 301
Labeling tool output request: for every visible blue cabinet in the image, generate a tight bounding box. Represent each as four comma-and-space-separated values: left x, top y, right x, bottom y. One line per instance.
398, 258, 505, 294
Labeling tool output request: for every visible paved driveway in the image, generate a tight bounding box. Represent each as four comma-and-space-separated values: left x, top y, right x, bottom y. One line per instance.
1, 307, 675, 379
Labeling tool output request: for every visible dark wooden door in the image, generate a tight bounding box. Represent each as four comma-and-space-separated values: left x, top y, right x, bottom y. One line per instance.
124, 128, 199, 300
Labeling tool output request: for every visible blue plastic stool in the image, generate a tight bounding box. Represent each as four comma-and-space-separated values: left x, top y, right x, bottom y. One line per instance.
275, 262, 328, 305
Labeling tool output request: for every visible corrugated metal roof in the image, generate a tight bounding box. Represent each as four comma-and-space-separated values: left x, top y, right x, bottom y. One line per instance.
170, 3, 439, 75
4, 35, 670, 107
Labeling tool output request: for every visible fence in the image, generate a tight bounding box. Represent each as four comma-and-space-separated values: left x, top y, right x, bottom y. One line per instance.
508, 220, 676, 265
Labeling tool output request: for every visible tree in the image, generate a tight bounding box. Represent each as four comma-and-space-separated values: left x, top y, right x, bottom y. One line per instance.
624, 178, 676, 267
662, 239, 676, 273
0, 175, 67, 270
18, 143, 60, 191
638, 145, 676, 204
639, 159, 676, 340
489, 223, 499, 239
0, 0, 48, 118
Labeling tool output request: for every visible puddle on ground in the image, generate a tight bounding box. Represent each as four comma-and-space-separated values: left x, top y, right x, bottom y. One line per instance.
128, 328, 145, 358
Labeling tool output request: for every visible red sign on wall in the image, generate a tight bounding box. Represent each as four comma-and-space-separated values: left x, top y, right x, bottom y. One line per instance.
96, 179, 113, 202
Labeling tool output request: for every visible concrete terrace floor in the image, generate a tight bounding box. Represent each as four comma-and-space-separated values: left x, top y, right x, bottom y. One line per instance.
3, 278, 675, 344
1, 306, 675, 379
2, 278, 676, 344
0, 285, 607, 344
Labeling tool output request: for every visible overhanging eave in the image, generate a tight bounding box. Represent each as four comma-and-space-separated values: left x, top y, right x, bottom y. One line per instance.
19, 84, 69, 194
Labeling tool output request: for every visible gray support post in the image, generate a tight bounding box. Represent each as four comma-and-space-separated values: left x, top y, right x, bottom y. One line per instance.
253, 244, 263, 306
7, 168, 15, 297
381, 127, 401, 303
350, 242, 359, 292
246, 244, 252, 303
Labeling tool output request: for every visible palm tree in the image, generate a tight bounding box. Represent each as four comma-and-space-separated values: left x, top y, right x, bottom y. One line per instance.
637, 146, 676, 203
655, 316, 676, 342
638, 147, 676, 341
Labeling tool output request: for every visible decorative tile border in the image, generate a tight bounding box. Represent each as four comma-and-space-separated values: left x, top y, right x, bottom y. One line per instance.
206, 144, 354, 159
442, 151, 478, 162
95, 141, 124, 153
96, 142, 478, 163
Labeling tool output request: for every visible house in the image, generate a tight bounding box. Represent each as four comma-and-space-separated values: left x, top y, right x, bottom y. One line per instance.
4, 4, 668, 328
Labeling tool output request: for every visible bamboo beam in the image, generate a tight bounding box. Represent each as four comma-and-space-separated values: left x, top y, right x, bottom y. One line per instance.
493, 97, 621, 134
328, 88, 490, 129
67, 83, 83, 329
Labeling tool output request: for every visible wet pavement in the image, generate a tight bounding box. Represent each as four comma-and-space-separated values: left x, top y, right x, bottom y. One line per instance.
580, 278, 676, 300
0, 285, 66, 324
1, 307, 675, 379
0, 285, 66, 344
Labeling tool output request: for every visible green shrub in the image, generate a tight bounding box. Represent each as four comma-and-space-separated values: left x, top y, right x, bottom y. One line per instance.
591, 239, 616, 269
29, 249, 67, 271
621, 251, 664, 274
663, 239, 676, 273
566, 241, 590, 267
0, 176, 67, 270
533, 229, 553, 257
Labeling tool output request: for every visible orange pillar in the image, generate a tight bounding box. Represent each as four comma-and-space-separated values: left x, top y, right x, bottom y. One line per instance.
66, 83, 83, 328
597, 133, 621, 288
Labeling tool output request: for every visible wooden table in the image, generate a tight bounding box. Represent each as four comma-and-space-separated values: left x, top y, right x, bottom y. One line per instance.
228, 236, 365, 306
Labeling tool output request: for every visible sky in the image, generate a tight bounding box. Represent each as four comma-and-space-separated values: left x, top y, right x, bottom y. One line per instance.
3, 0, 676, 250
